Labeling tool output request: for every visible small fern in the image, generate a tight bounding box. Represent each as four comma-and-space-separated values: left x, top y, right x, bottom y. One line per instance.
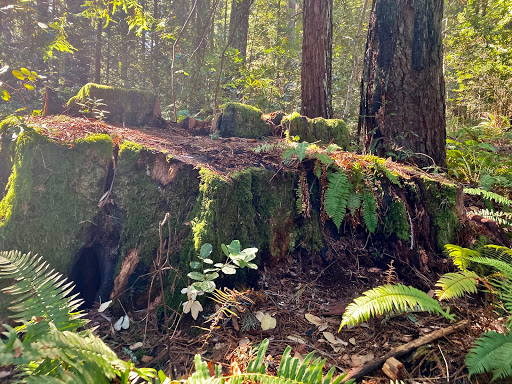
435, 271, 480, 300
362, 188, 378, 233
372, 159, 401, 186
324, 169, 350, 230
466, 331, 512, 381
464, 187, 512, 207
473, 208, 512, 227
339, 284, 454, 330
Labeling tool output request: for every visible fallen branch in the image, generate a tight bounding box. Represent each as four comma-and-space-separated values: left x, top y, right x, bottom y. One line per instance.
341, 320, 469, 382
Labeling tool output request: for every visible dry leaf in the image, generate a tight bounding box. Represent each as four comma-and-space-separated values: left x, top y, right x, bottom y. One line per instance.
98, 300, 112, 313
348, 338, 356, 345
323, 331, 337, 344
141, 355, 153, 364
351, 353, 375, 367
261, 314, 277, 330
305, 313, 324, 326
287, 335, 306, 344
129, 341, 143, 351
255, 311, 265, 322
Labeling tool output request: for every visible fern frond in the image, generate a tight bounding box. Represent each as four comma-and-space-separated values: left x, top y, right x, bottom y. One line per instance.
472, 208, 512, 227
444, 244, 480, 271
372, 160, 401, 186
435, 271, 480, 300
466, 331, 512, 381
347, 192, 361, 215
362, 189, 378, 233
463, 256, 512, 280
324, 170, 350, 230
464, 187, 512, 207
339, 284, 454, 329
482, 245, 512, 267
0, 251, 86, 335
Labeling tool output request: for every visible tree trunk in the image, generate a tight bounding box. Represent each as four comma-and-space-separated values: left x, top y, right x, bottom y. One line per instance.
300, 0, 333, 119
358, 0, 446, 168
228, 0, 252, 58
94, 19, 102, 83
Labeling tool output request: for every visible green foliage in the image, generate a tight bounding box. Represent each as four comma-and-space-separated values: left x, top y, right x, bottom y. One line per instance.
339, 284, 454, 330
189, 339, 355, 384
184, 241, 258, 319
466, 331, 512, 381
324, 170, 350, 230
464, 187, 512, 207
0, 250, 157, 383
435, 271, 480, 300
361, 188, 378, 234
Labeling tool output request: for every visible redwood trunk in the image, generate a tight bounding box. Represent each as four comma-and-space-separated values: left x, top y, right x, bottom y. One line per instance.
358, 0, 446, 168
301, 0, 333, 119
228, 0, 251, 58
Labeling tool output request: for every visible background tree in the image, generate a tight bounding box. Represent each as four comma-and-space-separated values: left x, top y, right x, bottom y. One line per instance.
300, 0, 333, 118
358, 0, 446, 168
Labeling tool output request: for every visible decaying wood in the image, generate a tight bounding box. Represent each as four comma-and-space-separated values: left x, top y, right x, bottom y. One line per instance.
382, 357, 406, 381
342, 320, 469, 382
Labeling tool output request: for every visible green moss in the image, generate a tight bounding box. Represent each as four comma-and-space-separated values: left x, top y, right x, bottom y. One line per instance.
67, 83, 160, 126
183, 167, 297, 265
219, 102, 271, 138
383, 199, 410, 241
0, 127, 113, 272
419, 176, 460, 249
282, 112, 349, 149
0, 116, 20, 135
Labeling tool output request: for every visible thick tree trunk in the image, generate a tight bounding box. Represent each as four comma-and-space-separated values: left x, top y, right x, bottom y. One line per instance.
358, 0, 446, 168
228, 0, 252, 58
300, 0, 333, 119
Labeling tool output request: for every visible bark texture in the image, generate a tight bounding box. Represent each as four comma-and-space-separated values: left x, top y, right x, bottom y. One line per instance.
301, 0, 333, 119
228, 0, 252, 58
358, 0, 446, 168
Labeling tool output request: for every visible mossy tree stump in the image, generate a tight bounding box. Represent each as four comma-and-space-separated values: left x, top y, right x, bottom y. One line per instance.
66, 83, 164, 127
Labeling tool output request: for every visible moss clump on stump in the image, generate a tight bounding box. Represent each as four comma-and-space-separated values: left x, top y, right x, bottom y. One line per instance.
282, 112, 349, 149
218, 102, 271, 138
67, 83, 163, 127
0, 127, 113, 271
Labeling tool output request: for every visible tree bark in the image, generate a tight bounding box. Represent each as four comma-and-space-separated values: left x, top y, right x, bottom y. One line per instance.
94, 19, 102, 83
300, 0, 333, 119
358, 0, 447, 168
228, 0, 252, 58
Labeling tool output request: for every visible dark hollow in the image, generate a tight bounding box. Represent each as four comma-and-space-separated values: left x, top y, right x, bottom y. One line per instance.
69, 245, 102, 309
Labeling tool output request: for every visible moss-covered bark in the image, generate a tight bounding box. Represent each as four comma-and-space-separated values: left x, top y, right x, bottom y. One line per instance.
281, 112, 349, 149
218, 102, 271, 138
0, 128, 112, 271
67, 83, 163, 127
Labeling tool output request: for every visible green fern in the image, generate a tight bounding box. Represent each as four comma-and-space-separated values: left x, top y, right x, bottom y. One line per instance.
372, 160, 401, 186
361, 188, 378, 233
0, 251, 157, 383
339, 284, 454, 330
464, 187, 512, 207
0, 250, 86, 335
324, 169, 350, 230
473, 208, 512, 227
444, 244, 480, 271
435, 271, 480, 300
347, 192, 361, 215
466, 331, 512, 381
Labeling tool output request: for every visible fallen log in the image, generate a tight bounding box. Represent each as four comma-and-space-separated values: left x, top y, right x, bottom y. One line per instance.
342, 320, 469, 382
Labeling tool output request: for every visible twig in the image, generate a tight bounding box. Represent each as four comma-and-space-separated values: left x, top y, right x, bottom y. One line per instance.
438, 343, 449, 383
341, 320, 469, 382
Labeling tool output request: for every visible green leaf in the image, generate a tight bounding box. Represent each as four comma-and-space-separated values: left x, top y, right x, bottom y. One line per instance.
12, 70, 25, 80
296, 142, 310, 161
200, 281, 216, 292
187, 272, 205, 281
324, 170, 350, 230
315, 153, 334, 166
246, 262, 258, 269
204, 272, 219, 281
189, 261, 202, 270
199, 243, 212, 259
202, 258, 213, 264
227, 240, 241, 255
203, 268, 219, 273
20, 68, 31, 76
222, 266, 237, 274
24, 83, 34, 90
221, 244, 229, 256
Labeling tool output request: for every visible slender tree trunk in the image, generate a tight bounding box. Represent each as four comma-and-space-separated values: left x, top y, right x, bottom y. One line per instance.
95, 19, 102, 83
228, 0, 252, 58
300, 0, 333, 119
343, 0, 369, 118
358, 0, 446, 168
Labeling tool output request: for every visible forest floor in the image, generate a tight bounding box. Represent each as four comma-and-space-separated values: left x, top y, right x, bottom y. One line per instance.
30, 116, 500, 383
